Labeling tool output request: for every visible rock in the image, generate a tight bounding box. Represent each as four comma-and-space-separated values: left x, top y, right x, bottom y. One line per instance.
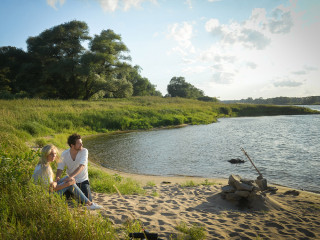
221, 185, 236, 193
229, 174, 253, 191
240, 178, 254, 185
236, 182, 254, 191
255, 178, 268, 191
235, 190, 250, 198
225, 193, 242, 201
228, 158, 245, 164
228, 175, 242, 187
266, 186, 278, 194
251, 182, 261, 192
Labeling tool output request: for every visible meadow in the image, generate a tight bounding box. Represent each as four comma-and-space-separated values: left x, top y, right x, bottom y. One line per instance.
0, 97, 318, 239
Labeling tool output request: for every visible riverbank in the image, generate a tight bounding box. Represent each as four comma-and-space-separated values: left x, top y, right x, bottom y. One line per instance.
90, 162, 320, 239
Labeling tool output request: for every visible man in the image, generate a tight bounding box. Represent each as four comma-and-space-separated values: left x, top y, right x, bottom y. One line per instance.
56, 133, 92, 201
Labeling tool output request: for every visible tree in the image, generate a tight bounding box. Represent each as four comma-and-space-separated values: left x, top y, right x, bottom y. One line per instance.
80, 29, 133, 99
0, 21, 162, 99
0, 46, 30, 96
167, 76, 204, 98
26, 20, 91, 98
127, 65, 162, 97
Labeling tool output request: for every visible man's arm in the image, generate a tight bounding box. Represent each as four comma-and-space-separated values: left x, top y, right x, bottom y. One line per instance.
68, 164, 85, 179
56, 169, 63, 181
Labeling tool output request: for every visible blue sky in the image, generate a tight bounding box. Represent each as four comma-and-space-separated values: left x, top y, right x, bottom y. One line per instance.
1, 0, 319, 100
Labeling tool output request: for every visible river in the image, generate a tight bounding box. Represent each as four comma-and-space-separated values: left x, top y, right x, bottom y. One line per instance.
84, 105, 320, 192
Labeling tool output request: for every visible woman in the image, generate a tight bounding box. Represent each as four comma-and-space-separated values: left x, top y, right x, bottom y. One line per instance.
32, 144, 102, 210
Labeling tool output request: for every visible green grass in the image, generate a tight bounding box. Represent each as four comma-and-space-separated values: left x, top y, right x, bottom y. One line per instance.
88, 165, 145, 195
176, 221, 207, 240
0, 96, 318, 239
180, 179, 216, 188
1, 97, 317, 155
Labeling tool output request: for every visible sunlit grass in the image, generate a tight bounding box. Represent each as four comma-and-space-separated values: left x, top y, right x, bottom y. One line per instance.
0, 96, 318, 239
180, 179, 216, 188
2, 97, 317, 155
176, 221, 207, 240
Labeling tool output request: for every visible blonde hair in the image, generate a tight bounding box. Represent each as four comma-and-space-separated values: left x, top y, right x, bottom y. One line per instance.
33, 144, 59, 184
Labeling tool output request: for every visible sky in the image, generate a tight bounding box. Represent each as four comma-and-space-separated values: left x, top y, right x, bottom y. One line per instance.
0, 0, 319, 100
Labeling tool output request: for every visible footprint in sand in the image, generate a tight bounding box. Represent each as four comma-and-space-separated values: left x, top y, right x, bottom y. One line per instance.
158, 219, 165, 225
160, 212, 176, 217
265, 221, 285, 230
136, 210, 156, 216
239, 224, 250, 229
296, 228, 316, 238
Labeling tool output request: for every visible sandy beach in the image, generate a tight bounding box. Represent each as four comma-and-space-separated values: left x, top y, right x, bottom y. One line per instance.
87, 164, 320, 239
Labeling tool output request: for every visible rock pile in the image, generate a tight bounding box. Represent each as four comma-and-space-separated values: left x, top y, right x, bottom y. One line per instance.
221, 174, 277, 208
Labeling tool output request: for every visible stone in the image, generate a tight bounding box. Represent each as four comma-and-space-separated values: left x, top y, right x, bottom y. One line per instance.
228, 158, 245, 164
255, 178, 268, 191
228, 174, 254, 191
228, 175, 242, 188
240, 178, 254, 185
235, 190, 250, 198
221, 185, 236, 193
225, 193, 241, 201
234, 181, 254, 191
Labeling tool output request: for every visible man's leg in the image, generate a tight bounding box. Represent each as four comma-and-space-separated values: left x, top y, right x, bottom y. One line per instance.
77, 180, 92, 202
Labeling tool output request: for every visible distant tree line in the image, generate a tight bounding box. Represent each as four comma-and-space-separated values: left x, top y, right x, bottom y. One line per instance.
223, 96, 320, 105
166, 76, 218, 102
0, 20, 161, 100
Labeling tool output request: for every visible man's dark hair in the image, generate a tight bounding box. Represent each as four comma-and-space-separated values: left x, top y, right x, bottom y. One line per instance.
68, 133, 81, 147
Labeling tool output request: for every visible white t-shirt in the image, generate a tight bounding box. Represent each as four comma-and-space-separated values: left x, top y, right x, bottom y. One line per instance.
57, 148, 89, 183
32, 164, 53, 185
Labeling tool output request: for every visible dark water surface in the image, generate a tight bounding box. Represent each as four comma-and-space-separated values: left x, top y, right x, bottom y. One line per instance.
85, 105, 320, 192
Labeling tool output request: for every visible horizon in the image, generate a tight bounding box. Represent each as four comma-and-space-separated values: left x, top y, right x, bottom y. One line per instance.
0, 0, 319, 100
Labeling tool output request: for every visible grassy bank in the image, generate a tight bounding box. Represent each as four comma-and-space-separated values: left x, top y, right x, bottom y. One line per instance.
0, 97, 318, 239
1, 97, 317, 154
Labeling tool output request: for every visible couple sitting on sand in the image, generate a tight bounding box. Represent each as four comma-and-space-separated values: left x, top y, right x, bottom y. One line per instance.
32, 133, 102, 210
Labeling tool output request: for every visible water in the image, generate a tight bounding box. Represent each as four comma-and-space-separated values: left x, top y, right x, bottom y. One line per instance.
85, 105, 320, 192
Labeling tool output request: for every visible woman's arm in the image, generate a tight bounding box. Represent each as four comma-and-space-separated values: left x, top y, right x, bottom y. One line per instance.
50, 178, 76, 191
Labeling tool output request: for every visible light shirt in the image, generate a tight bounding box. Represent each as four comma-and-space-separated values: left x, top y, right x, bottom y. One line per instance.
58, 148, 89, 183
32, 164, 53, 185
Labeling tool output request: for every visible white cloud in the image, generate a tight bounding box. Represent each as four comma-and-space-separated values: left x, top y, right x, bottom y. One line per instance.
167, 22, 195, 54
163, 1, 319, 99
98, 0, 118, 12
185, 0, 192, 9
247, 62, 257, 69
212, 71, 235, 84
205, 10, 272, 50
183, 65, 207, 74
46, 0, 156, 11
46, 0, 65, 9
205, 18, 220, 33
268, 7, 294, 33
273, 80, 303, 87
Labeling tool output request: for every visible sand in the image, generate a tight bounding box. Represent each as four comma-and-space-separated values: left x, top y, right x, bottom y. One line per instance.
90, 165, 320, 239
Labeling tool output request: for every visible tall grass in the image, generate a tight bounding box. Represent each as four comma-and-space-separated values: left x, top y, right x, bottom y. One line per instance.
0, 96, 318, 239
0, 150, 118, 239
1, 97, 317, 154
